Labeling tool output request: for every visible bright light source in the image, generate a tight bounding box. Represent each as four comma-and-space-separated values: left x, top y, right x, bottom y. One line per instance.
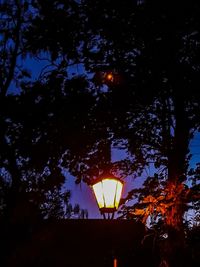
92, 174, 123, 215
106, 73, 114, 82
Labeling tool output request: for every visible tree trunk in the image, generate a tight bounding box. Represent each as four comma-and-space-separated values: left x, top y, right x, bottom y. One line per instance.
160, 181, 187, 267
160, 95, 190, 267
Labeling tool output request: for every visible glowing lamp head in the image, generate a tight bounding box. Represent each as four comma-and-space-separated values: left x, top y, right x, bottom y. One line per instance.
92, 173, 123, 214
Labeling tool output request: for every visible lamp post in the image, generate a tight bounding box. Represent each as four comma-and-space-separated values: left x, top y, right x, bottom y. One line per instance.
91, 172, 124, 219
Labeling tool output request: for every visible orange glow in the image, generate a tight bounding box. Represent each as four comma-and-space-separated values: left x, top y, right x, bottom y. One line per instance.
114, 258, 118, 267
106, 73, 114, 81
92, 177, 123, 211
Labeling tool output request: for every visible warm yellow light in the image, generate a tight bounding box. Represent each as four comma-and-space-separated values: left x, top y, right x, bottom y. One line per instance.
115, 181, 123, 209
92, 182, 104, 209
92, 177, 123, 212
106, 73, 114, 81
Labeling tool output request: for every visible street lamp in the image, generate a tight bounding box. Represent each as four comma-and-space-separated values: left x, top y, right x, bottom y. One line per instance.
91, 172, 124, 219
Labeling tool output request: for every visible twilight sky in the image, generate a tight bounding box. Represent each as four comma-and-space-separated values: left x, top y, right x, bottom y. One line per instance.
11, 57, 200, 219
65, 135, 200, 218
64, 148, 145, 218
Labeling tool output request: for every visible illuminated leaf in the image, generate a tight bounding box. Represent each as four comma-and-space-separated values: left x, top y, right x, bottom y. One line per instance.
133, 208, 145, 216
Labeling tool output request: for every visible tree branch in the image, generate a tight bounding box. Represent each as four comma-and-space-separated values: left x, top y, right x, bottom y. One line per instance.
1, 1, 21, 97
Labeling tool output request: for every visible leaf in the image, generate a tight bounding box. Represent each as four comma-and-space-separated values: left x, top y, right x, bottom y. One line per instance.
142, 195, 156, 203
133, 208, 145, 216
157, 195, 165, 202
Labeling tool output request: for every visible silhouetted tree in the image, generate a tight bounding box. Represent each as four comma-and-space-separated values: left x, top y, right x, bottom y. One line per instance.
1, 1, 200, 267
0, 0, 90, 224
79, 1, 200, 266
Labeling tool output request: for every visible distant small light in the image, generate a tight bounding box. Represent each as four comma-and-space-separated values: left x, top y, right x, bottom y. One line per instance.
106, 73, 114, 82
162, 233, 168, 239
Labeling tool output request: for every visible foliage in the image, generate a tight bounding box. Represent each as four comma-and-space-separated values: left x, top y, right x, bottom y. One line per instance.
0, 0, 91, 222
1, 1, 200, 266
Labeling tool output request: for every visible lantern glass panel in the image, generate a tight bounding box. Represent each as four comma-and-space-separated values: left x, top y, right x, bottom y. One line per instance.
102, 179, 117, 208
115, 181, 123, 209
92, 177, 123, 210
92, 181, 104, 209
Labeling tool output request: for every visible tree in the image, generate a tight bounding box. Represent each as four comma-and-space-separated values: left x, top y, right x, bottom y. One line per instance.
79, 1, 200, 266
0, 0, 91, 222
0, 0, 65, 223
22, 3, 200, 264
1, 1, 200, 266
0, 2, 91, 265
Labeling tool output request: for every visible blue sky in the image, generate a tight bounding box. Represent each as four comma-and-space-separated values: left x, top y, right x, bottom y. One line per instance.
64, 148, 146, 218
65, 134, 200, 218
65, 135, 200, 218
10, 56, 200, 218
